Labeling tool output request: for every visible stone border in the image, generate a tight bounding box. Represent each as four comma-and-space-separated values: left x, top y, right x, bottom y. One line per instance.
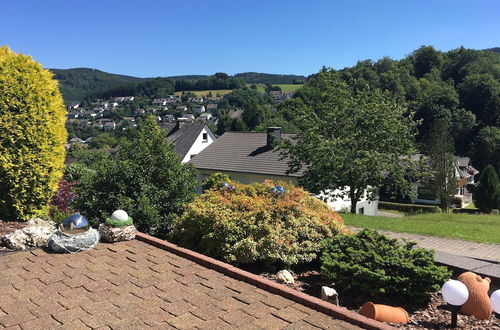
135, 232, 395, 330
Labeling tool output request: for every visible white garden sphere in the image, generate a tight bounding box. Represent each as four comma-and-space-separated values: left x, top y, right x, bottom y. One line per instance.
110, 210, 129, 222
442, 280, 469, 306
491, 289, 500, 314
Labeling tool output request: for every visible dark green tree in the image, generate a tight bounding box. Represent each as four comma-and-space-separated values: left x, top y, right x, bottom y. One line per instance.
281, 70, 417, 213
425, 119, 457, 212
73, 116, 198, 236
473, 165, 500, 213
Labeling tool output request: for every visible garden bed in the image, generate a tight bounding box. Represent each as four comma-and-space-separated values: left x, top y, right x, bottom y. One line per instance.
259, 269, 500, 329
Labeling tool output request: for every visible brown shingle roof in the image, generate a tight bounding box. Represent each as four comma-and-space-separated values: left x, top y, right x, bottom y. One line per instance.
191, 132, 306, 177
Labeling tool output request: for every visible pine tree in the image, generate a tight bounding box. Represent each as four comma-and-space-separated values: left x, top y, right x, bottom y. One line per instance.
473, 165, 500, 213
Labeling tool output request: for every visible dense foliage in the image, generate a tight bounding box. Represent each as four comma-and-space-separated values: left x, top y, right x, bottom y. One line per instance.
321, 230, 451, 305
281, 69, 417, 213
334, 46, 500, 174
0, 46, 67, 221
170, 175, 347, 268
473, 165, 500, 213
72, 117, 198, 236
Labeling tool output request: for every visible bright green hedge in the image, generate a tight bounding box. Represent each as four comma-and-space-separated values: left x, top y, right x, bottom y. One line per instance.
0, 46, 67, 221
379, 201, 441, 214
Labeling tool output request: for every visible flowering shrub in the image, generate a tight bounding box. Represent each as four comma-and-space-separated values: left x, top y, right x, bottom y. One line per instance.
170, 175, 347, 267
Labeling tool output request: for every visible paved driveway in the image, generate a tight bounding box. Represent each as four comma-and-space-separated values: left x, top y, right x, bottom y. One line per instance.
0, 240, 360, 329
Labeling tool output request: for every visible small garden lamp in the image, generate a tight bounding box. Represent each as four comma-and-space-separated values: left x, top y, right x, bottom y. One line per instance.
491, 289, 500, 317
442, 280, 469, 328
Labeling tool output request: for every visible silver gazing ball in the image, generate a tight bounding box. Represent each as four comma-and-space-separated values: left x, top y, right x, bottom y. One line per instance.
60, 213, 89, 235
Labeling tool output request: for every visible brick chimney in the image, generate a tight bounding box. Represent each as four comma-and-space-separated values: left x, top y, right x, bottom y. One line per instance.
266, 127, 282, 148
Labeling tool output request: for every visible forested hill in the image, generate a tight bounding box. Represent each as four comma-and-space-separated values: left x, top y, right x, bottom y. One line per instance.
50, 68, 307, 103
50, 68, 147, 103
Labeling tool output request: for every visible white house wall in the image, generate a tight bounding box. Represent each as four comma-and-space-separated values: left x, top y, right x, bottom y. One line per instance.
182, 127, 217, 163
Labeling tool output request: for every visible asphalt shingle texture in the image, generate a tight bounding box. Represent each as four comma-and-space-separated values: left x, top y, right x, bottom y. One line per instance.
0, 240, 361, 329
191, 132, 307, 177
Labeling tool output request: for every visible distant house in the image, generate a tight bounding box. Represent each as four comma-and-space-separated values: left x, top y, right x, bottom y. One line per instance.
103, 122, 116, 131
163, 115, 176, 122
191, 127, 378, 215
176, 105, 188, 112
228, 109, 244, 120
152, 99, 168, 106
68, 103, 80, 110
114, 96, 135, 102
381, 154, 480, 207
197, 113, 213, 123
206, 96, 222, 103
177, 114, 195, 122
283, 91, 294, 99
193, 105, 206, 114
206, 103, 218, 111
160, 122, 216, 163
188, 97, 204, 103
133, 108, 146, 116
270, 91, 282, 101
68, 111, 80, 119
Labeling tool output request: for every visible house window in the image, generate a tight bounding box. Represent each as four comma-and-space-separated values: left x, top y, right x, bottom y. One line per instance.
202, 133, 208, 142
417, 187, 436, 200
358, 207, 364, 215
458, 187, 466, 196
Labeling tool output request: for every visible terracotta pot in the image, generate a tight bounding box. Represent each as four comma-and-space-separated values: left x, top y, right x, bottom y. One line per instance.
359, 302, 409, 324
458, 271, 492, 320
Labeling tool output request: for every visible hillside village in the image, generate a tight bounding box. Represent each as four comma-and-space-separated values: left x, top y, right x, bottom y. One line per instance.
65, 88, 295, 142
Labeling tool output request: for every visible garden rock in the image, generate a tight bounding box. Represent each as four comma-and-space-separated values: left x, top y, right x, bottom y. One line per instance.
48, 228, 99, 253
321, 286, 339, 305
0, 218, 56, 250
98, 223, 136, 243
276, 269, 294, 284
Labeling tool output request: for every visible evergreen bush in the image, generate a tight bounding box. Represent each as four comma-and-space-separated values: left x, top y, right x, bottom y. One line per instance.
321, 229, 450, 305
0, 46, 67, 220
170, 175, 347, 268
473, 164, 500, 213
73, 116, 198, 236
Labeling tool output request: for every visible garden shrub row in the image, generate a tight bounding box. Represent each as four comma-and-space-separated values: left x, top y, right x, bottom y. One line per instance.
379, 201, 441, 214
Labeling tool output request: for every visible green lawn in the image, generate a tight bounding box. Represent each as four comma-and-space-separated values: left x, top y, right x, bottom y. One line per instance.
341, 212, 500, 244
251, 84, 303, 93
174, 89, 232, 97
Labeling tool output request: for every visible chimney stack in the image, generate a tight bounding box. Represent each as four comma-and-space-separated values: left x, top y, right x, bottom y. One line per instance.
267, 127, 282, 148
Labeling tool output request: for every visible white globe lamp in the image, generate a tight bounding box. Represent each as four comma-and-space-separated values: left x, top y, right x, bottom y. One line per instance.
441, 280, 469, 327
491, 289, 500, 315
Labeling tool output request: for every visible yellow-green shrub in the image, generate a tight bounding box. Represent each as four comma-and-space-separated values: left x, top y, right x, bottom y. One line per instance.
0, 46, 67, 221
170, 176, 347, 267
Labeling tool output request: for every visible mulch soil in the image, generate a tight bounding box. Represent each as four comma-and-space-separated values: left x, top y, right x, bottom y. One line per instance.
260, 269, 500, 329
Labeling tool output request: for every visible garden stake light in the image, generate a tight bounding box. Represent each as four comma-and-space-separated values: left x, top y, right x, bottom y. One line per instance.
441, 280, 469, 328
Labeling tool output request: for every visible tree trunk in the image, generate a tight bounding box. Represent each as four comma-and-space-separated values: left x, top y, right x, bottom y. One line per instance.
349, 187, 358, 214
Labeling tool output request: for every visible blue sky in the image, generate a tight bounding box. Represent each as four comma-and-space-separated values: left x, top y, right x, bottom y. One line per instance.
2, 0, 499, 77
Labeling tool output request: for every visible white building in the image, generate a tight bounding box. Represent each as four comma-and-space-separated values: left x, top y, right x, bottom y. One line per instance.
191, 127, 378, 215
161, 122, 216, 163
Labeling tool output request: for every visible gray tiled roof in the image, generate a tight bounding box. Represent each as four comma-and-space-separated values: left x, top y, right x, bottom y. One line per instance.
161, 123, 206, 159
191, 132, 306, 177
